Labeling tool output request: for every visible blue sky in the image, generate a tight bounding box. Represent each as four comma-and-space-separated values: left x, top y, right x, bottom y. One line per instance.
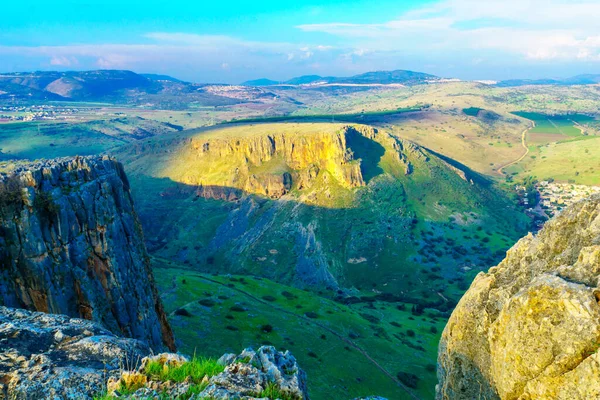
1, 0, 599, 83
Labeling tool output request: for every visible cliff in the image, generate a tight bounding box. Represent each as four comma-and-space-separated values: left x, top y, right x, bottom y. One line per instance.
437, 194, 600, 399
0, 156, 174, 351
163, 124, 368, 200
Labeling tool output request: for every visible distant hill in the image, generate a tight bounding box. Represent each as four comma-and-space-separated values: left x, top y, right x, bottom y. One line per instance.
0, 70, 240, 107
0, 70, 155, 100
497, 74, 600, 87
141, 73, 184, 83
241, 78, 280, 86
242, 69, 440, 86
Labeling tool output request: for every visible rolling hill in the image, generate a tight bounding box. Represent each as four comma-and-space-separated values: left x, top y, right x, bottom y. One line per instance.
243, 69, 440, 86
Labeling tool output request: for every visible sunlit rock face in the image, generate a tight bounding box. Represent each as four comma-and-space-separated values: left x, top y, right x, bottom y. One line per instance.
183, 125, 368, 198
437, 194, 600, 400
0, 156, 174, 351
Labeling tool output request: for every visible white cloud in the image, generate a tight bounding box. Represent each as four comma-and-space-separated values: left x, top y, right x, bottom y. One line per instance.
50, 55, 78, 66
297, 0, 600, 62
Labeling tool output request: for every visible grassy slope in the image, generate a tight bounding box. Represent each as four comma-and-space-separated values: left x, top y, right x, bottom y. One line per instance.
154, 261, 445, 400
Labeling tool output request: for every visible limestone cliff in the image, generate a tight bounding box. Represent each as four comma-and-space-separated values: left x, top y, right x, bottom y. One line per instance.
437, 194, 600, 399
0, 156, 174, 351
177, 125, 367, 199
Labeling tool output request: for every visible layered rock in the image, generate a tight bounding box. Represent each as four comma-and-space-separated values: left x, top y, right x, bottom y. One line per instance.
437, 194, 600, 399
0, 306, 150, 399
182, 125, 367, 199
0, 156, 174, 351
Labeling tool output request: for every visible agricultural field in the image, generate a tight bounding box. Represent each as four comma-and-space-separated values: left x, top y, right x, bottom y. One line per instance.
504, 111, 600, 184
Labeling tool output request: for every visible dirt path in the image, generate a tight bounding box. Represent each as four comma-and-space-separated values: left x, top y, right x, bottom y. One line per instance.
496, 122, 534, 175
153, 259, 421, 399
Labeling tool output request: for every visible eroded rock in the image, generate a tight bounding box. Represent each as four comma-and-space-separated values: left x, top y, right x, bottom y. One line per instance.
0, 156, 174, 351
437, 194, 600, 400
0, 306, 150, 400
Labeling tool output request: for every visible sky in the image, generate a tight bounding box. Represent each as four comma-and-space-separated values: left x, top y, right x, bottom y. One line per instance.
1, 0, 600, 83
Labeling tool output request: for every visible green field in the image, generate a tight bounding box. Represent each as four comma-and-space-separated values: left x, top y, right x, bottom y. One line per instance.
512, 111, 593, 136
154, 262, 446, 400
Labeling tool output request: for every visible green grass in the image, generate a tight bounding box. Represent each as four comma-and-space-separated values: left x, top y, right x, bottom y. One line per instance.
154, 263, 471, 400
144, 357, 224, 384
256, 382, 299, 400
93, 358, 224, 400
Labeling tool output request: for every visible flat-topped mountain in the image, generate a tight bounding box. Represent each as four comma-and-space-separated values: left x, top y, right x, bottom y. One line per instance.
438, 194, 600, 399
117, 122, 527, 303
0, 155, 174, 351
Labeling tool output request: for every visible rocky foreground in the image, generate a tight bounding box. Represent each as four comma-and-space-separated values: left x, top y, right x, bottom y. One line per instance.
0, 306, 310, 399
0, 156, 173, 351
438, 194, 600, 399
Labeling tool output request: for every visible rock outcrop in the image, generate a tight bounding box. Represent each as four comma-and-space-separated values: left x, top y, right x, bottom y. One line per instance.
179, 125, 368, 199
0, 156, 174, 351
437, 194, 600, 399
0, 306, 311, 399
0, 306, 150, 400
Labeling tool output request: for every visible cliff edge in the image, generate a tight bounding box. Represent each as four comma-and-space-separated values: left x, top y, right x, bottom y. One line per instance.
0, 156, 174, 351
437, 194, 600, 399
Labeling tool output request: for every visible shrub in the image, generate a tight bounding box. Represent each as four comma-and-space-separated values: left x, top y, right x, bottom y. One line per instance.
198, 299, 216, 307
397, 371, 420, 389
260, 324, 274, 333
262, 295, 277, 302
225, 325, 239, 331
230, 305, 246, 312
174, 308, 192, 317
406, 329, 415, 337
304, 311, 319, 319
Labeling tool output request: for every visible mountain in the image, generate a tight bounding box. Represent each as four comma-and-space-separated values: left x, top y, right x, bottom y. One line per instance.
438, 194, 600, 399
335, 69, 439, 85
242, 78, 280, 86
0, 156, 174, 351
0, 70, 154, 99
496, 74, 600, 87
117, 122, 528, 300
0, 70, 240, 107
141, 73, 184, 82
242, 69, 440, 86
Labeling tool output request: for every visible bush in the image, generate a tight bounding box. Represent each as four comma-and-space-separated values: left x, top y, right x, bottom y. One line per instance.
225, 325, 239, 331
262, 295, 277, 302
198, 299, 216, 307
260, 324, 274, 333
304, 311, 319, 319
397, 371, 420, 389
174, 308, 192, 317
406, 329, 415, 337
230, 305, 246, 312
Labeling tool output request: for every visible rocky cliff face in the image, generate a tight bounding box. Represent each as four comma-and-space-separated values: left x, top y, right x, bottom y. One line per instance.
437, 194, 600, 399
0, 156, 174, 351
182, 125, 367, 199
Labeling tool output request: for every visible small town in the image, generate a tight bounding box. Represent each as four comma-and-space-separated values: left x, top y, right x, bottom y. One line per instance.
0, 105, 81, 122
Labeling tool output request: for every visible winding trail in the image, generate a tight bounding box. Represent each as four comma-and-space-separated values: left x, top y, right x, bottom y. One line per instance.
496, 122, 535, 175
153, 259, 422, 400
